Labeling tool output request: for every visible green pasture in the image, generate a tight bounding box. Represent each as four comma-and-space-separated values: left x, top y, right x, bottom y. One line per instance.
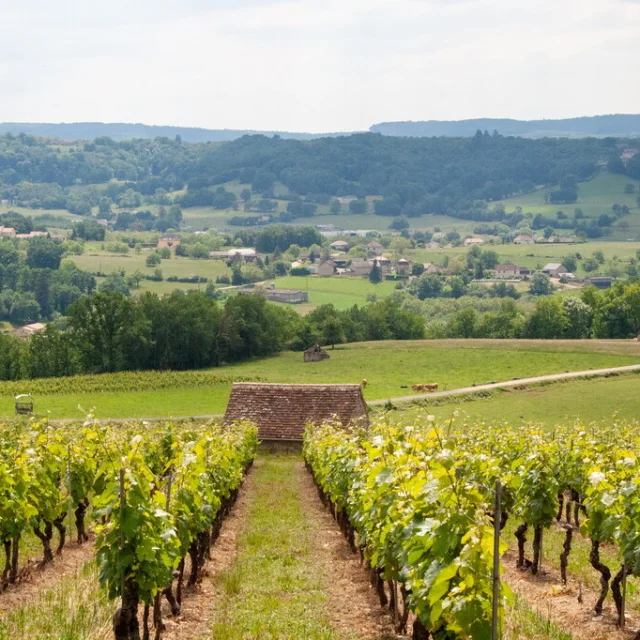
2, 339, 639, 421
69, 250, 231, 293
271, 275, 399, 310
381, 372, 640, 428
500, 172, 640, 237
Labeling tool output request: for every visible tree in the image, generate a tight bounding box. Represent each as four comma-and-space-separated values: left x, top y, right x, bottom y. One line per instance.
562, 256, 578, 273
240, 188, 252, 203
349, 199, 368, 214
67, 290, 149, 372
583, 257, 599, 272
529, 273, 553, 296
525, 298, 568, 338
330, 199, 341, 214
146, 252, 162, 267
412, 274, 443, 299
321, 317, 345, 349
562, 297, 593, 338
593, 250, 605, 264
543, 226, 554, 239
100, 272, 131, 296
369, 262, 382, 284
625, 183, 636, 194
450, 307, 477, 338
26, 238, 63, 269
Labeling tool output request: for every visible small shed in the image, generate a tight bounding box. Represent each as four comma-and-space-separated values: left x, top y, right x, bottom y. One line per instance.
304, 345, 330, 362
223, 383, 369, 440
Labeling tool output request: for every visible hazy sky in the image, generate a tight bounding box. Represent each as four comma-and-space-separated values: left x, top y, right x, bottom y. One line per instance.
0, 0, 638, 132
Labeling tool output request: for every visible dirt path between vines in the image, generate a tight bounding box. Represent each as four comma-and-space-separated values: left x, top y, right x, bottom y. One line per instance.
298, 460, 404, 640
503, 549, 638, 640
0, 536, 96, 614
160, 464, 255, 640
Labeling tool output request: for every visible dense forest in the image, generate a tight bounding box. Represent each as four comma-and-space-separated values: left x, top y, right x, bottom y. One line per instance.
1, 131, 638, 223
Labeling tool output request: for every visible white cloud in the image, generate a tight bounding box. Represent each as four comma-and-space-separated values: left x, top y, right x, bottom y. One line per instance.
0, 0, 637, 131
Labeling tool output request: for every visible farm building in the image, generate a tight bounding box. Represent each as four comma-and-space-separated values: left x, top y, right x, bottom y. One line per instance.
318, 260, 337, 276
494, 263, 522, 278
223, 383, 369, 440
425, 242, 441, 250
464, 237, 484, 246
542, 263, 568, 278
11, 322, 46, 339
396, 258, 413, 275
514, 234, 535, 245
330, 240, 350, 252
349, 259, 373, 276
157, 234, 181, 249
373, 256, 392, 275
422, 263, 441, 274
585, 276, 614, 289
0, 226, 16, 238
366, 241, 384, 256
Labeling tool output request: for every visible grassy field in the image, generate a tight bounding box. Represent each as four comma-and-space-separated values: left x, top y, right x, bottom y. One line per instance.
500, 172, 640, 239
379, 372, 640, 427
69, 249, 231, 293
3, 340, 639, 420
271, 275, 399, 311
412, 239, 640, 276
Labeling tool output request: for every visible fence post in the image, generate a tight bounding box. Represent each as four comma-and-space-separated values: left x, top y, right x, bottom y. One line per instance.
492, 480, 502, 640
119, 467, 126, 599
620, 563, 627, 628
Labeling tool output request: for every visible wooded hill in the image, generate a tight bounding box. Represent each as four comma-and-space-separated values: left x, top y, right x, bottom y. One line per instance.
1, 131, 638, 223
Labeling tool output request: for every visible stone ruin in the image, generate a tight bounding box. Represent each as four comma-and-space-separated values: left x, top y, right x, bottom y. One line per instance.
304, 344, 330, 362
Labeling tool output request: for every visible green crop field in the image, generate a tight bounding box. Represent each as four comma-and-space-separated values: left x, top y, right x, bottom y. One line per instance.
2, 339, 638, 421
69, 250, 231, 293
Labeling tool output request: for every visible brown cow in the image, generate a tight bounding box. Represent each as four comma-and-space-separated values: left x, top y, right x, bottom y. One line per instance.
411, 383, 438, 393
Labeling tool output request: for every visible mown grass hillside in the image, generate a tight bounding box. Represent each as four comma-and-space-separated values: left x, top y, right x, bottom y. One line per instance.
2, 339, 639, 421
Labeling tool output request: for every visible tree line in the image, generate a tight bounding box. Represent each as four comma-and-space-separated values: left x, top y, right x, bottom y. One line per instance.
0, 291, 426, 381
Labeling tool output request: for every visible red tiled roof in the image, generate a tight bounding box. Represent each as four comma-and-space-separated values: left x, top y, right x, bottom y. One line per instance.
223, 383, 369, 440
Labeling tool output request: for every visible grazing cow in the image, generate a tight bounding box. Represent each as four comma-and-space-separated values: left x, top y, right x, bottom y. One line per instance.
411, 383, 438, 393
361, 379, 368, 388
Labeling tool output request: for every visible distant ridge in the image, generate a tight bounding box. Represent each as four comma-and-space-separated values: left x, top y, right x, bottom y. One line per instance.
0, 122, 355, 143
0, 114, 639, 143
370, 114, 640, 139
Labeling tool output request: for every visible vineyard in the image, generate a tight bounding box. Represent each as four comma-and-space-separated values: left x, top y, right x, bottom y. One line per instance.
3, 414, 640, 639
0, 417, 258, 640
303, 418, 640, 639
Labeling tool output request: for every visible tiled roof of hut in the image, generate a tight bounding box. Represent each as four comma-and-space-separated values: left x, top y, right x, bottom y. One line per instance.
223, 383, 369, 440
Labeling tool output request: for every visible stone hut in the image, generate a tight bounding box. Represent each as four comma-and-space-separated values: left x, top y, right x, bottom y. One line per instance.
304, 344, 330, 362
223, 383, 369, 440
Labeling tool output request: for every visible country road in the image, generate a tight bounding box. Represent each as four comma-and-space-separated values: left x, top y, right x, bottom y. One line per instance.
367, 363, 640, 406
48, 363, 640, 424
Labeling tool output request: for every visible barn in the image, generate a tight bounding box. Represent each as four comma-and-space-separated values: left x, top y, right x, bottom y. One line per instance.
223, 383, 369, 440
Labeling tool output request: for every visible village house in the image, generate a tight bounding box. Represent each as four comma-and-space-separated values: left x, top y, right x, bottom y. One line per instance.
464, 237, 485, 247
395, 258, 413, 275
337, 196, 358, 205
542, 263, 568, 278
349, 258, 373, 277
318, 260, 337, 277
373, 255, 392, 276
514, 234, 535, 245
494, 263, 522, 279
366, 240, 384, 256
11, 322, 46, 339
329, 240, 350, 252
425, 242, 441, 250
0, 225, 17, 238
16, 231, 49, 239
157, 234, 181, 249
